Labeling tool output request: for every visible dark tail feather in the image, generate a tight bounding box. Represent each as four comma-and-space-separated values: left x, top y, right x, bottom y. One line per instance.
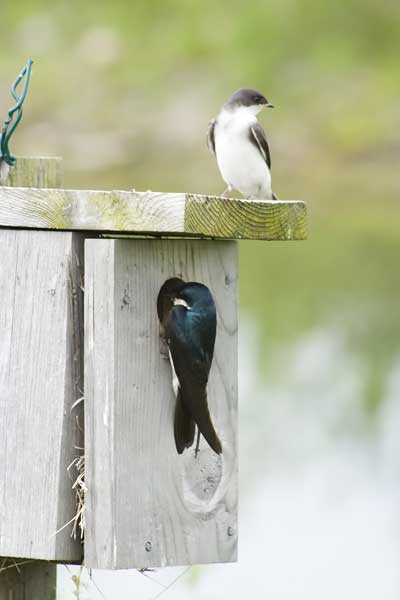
174, 390, 196, 454
185, 390, 222, 456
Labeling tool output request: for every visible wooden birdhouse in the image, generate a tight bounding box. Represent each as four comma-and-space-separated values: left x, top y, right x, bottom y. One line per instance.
0, 155, 306, 595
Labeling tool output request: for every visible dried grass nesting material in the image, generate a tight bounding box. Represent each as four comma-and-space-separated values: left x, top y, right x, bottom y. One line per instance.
68, 453, 86, 540
54, 395, 86, 541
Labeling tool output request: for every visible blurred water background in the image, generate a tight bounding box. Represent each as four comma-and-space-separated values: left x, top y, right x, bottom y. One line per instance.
1, 1, 399, 597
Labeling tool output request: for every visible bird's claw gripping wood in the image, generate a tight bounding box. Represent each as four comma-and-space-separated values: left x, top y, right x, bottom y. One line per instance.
221, 187, 231, 198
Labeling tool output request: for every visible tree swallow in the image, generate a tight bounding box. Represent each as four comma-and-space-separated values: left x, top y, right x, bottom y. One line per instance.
207, 88, 277, 200
157, 278, 222, 457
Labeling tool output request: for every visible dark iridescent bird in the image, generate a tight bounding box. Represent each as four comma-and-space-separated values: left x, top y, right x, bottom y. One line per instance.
207, 88, 277, 200
157, 278, 222, 457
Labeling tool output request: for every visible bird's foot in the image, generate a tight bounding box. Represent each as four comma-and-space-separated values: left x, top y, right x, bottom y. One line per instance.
220, 187, 231, 198
247, 192, 278, 202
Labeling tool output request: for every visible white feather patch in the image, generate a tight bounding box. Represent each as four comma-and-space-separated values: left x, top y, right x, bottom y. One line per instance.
173, 297, 191, 309
168, 349, 180, 397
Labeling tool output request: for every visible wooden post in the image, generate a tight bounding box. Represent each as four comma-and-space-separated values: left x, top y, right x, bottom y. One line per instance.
0, 157, 82, 598
0, 156, 63, 188
0, 561, 56, 600
84, 239, 238, 568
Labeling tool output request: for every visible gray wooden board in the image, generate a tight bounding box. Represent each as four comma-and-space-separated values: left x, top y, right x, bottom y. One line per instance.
84, 239, 238, 569
0, 187, 307, 241
0, 560, 57, 600
0, 230, 83, 561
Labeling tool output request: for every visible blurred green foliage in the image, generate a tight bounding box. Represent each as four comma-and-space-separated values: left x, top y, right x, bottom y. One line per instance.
1, 0, 399, 413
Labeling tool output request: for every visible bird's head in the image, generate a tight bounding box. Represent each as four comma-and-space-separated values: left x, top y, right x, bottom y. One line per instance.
224, 88, 274, 116
174, 282, 215, 314
157, 277, 185, 322
157, 279, 215, 321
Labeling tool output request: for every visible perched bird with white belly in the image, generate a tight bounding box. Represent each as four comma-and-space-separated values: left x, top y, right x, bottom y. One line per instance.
207, 88, 277, 200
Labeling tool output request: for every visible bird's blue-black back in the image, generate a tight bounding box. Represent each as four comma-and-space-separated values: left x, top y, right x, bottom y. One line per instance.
170, 283, 216, 372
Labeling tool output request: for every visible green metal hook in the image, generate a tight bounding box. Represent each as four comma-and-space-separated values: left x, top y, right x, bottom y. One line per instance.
0, 59, 33, 166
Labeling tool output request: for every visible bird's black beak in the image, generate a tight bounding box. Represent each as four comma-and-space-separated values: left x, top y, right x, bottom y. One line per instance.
267, 102, 274, 108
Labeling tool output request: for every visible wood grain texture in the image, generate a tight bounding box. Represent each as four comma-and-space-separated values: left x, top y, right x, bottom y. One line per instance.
0, 187, 306, 240
0, 157, 63, 188
0, 561, 57, 600
85, 239, 238, 569
186, 194, 306, 240
0, 230, 84, 561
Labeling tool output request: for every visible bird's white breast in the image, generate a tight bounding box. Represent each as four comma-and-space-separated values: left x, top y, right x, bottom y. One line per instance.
215, 107, 272, 199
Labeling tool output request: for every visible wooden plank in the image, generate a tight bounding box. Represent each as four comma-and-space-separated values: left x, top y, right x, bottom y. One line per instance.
0, 187, 307, 240
185, 194, 305, 240
0, 229, 84, 561
0, 157, 63, 188
0, 560, 57, 600
85, 239, 238, 569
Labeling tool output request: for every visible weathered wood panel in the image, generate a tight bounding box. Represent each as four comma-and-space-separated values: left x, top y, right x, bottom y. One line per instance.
0, 187, 307, 240
0, 157, 63, 188
0, 229, 84, 561
85, 239, 238, 569
0, 560, 57, 600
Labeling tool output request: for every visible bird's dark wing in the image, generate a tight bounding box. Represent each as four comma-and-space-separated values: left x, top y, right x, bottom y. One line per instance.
166, 308, 214, 389
166, 308, 221, 455
207, 119, 216, 154
249, 123, 271, 169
